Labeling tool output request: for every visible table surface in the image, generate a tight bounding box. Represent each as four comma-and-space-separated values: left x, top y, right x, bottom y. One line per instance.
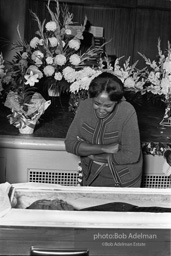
1, 95, 171, 143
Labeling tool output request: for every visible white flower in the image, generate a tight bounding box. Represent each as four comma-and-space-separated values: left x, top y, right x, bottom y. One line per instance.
135, 80, 146, 90
43, 65, 55, 76
163, 60, 171, 74
70, 81, 80, 93
63, 67, 76, 82
21, 52, 28, 59
31, 50, 44, 66
65, 29, 72, 35
48, 37, 58, 47
161, 77, 171, 95
26, 65, 43, 79
79, 77, 92, 90
30, 37, 40, 49
68, 39, 80, 51
54, 72, 63, 81
124, 77, 136, 88
69, 54, 81, 65
46, 56, 53, 65
54, 54, 66, 66
38, 39, 44, 46
24, 71, 39, 86
45, 21, 57, 31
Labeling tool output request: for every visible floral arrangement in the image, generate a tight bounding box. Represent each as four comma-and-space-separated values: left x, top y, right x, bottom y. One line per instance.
138, 39, 171, 126
68, 55, 148, 112
113, 56, 146, 94
0, 0, 105, 131
1, 0, 101, 93
138, 38, 171, 99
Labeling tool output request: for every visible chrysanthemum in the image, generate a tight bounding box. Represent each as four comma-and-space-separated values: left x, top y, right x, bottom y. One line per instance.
30, 37, 40, 49
69, 54, 81, 65
68, 39, 80, 51
54, 54, 66, 66
45, 21, 57, 32
43, 65, 55, 77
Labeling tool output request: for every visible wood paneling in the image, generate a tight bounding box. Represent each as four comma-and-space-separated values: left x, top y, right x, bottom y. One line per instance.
24, 0, 171, 68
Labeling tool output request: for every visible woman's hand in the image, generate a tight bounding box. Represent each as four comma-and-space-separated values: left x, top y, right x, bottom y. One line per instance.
102, 143, 119, 154
88, 154, 109, 163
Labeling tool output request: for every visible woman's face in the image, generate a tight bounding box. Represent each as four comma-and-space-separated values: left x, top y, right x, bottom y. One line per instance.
93, 91, 116, 119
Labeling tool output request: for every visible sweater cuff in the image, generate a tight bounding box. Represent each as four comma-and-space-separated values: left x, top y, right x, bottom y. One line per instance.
73, 140, 83, 155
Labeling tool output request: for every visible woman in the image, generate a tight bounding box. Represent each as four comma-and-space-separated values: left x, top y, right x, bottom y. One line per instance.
65, 72, 143, 187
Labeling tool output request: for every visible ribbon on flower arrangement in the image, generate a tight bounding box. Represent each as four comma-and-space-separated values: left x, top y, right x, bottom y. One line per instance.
7, 110, 37, 129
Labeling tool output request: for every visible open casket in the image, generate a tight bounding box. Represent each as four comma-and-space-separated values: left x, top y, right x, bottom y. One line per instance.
0, 183, 171, 256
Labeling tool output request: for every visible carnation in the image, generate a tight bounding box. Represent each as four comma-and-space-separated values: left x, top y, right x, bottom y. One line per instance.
43, 65, 55, 77
54, 72, 63, 81
68, 39, 80, 51
30, 37, 40, 49
46, 56, 53, 65
54, 54, 66, 66
69, 54, 81, 65
63, 67, 76, 83
45, 21, 57, 31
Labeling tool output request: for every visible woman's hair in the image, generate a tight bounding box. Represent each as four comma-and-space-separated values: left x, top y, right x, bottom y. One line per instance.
89, 72, 124, 102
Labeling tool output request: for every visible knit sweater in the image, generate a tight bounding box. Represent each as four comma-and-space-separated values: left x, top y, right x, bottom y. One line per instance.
65, 98, 143, 187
